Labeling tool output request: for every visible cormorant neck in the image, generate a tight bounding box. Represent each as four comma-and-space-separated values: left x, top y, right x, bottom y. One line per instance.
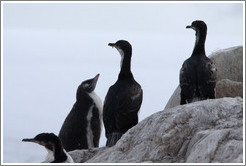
119, 49, 133, 79
53, 144, 67, 162
192, 30, 206, 56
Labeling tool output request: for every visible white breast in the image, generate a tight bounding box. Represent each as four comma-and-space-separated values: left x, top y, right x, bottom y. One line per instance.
86, 105, 94, 148
89, 91, 103, 116
42, 149, 54, 163
117, 47, 125, 67
87, 91, 103, 148
42, 148, 74, 163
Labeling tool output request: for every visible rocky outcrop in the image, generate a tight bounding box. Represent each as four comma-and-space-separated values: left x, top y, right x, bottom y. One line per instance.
216, 79, 243, 98
210, 46, 243, 82
69, 147, 107, 163
69, 97, 243, 163
165, 46, 243, 109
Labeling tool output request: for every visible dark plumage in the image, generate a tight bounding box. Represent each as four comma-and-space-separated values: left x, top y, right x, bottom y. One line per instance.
58, 74, 102, 151
22, 133, 74, 163
180, 20, 217, 105
103, 40, 143, 147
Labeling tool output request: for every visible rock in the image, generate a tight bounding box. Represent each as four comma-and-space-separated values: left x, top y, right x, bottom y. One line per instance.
68, 147, 107, 163
69, 97, 243, 163
165, 46, 243, 109
165, 86, 181, 109
210, 46, 243, 82
216, 79, 243, 98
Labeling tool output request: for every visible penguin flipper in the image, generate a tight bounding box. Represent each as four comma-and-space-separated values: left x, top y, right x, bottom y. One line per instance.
106, 132, 123, 147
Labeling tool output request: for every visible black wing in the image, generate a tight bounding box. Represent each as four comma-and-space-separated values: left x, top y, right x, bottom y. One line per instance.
103, 81, 143, 137
197, 57, 217, 99
91, 105, 102, 147
179, 58, 197, 104
58, 101, 90, 151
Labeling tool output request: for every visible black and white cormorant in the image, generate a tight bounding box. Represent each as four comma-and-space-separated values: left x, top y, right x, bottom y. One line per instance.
103, 40, 143, 147
22, 133, 74, 163
58, 74, 102, 151
180, 20, 217, 105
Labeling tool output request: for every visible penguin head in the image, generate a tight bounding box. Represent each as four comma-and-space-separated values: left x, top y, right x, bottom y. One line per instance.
22, 133, 62, 152
81, 74, 100, 93
186, 20, 207, 34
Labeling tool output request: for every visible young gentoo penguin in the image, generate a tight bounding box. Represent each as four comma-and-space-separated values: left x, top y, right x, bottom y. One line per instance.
58, 74, 102, 151
179, 20, 217, 105
104, 40, 143, 147
22, 133, 74, 163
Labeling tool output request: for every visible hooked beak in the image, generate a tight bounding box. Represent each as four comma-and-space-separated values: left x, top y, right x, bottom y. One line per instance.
108, 43, 116, 48
186, 25, 192, 29
22, 138, 36, 143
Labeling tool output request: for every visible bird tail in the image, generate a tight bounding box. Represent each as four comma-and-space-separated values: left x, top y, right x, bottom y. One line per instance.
106, 132, 123, 147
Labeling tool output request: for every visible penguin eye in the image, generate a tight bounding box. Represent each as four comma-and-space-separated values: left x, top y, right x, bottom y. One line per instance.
83, 83, 91, 89
83, 83, 89, 88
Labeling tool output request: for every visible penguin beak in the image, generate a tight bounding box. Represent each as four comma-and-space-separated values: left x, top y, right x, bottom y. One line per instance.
94, 74, 100, 81
108, 43, 116, 48
90, 73, 99, 91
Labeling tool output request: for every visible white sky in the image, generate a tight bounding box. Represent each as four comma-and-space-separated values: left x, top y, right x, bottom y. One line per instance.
1, 1, 244, 163
3, 2, 243, 36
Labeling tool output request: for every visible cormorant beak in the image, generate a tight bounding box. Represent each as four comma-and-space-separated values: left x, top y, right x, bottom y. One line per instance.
186, 25, 192, 29
22, 138, 36, 143
108, 43, 116, 48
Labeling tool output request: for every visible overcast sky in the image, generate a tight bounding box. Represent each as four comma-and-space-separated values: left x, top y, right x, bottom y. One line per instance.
3, 2, 243, 36
2, 1, 244, 163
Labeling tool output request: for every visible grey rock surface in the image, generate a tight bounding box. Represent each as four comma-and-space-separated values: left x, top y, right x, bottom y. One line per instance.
69, 97, 243, 163
210, 46, 243, 82
165, 46, 243, 109
68, 147, 107, 163
216, 79, 243, 98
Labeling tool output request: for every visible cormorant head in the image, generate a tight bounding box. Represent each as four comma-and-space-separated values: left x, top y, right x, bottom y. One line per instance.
108, 40, 132, 57
22, 133, 61, 151
81, 74, 100, 93
186, 20, 207, 33
108, 40, 132, 68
